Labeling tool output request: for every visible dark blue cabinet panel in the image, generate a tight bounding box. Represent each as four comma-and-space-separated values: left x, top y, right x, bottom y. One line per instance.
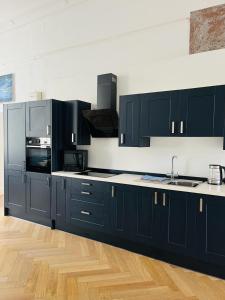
66, 178, 110, 232
52, 176, 66, 224
4, 170, 26, 215
134, 187, 160, 245
183, 87, 215, 137
26, 100, 51, 137
4, 103, 26, 171
198, 195, 225, 266
141, 92, 173, 137
162, 191, 194, 255
26, 172, 51, 220
110, 184, 138, 239
64, 100, 91, 146
119, 95, 150, 147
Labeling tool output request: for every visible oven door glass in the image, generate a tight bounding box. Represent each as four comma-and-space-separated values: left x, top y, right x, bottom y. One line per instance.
26, 147, 51, 173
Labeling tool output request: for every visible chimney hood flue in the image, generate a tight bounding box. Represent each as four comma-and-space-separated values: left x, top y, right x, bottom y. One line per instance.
82, 73, 118, 138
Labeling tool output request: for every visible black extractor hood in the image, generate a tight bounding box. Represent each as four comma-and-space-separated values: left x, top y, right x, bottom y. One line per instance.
82, 73, 118, 138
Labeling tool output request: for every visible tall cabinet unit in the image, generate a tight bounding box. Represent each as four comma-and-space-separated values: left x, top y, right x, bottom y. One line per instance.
4, 103, 26, 216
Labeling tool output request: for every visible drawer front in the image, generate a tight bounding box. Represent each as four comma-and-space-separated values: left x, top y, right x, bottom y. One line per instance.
69, 199, 104, 227
69, 178, 108, 204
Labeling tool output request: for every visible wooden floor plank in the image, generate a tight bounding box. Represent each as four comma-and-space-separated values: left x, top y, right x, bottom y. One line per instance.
0, 195, 225, 299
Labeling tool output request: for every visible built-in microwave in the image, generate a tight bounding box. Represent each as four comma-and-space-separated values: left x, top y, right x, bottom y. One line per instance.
63, 150, 88, 172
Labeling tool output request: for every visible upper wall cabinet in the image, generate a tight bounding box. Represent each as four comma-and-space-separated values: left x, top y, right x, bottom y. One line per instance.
139, 85, 225, 139
4, 103, 26, 171
64, 100, 91, 147
26, 100, 51, 138
119, 95, 150, 147
182, 86, 225, 137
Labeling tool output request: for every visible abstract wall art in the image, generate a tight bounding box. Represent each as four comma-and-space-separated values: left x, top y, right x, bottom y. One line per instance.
0, 74, 13, 102
190, 4, 225, 54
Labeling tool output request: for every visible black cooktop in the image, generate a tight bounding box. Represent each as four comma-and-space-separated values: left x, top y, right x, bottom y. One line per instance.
77, 171, 116, 178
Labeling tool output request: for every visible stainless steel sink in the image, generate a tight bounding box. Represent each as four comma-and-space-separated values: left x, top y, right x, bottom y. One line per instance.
167, 180, 203, 187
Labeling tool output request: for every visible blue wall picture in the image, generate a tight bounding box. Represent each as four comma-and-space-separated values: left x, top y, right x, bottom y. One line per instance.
0, 74, 13, 102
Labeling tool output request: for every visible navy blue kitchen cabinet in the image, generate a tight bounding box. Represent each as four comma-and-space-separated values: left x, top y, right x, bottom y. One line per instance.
4, 170, 26, 216
52, 176, 66, 224
65, 178, 110, 232
26, 100, 51, 138
190, 194, 225, 266
110, 184, 139, 239
64, 100, 91, 146
4, 103, 26, 171
161, 190, 194, 255
134, 187, 161, 245
26, 172, 51, 221
119, 95, 150, 147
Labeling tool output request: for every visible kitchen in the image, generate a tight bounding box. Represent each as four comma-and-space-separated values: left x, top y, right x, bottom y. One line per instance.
1, 1, 225, 299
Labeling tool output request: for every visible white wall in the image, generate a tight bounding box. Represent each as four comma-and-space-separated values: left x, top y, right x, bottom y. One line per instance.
1, 0, 225, 191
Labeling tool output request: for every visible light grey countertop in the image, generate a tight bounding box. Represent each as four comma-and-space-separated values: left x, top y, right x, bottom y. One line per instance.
52, 171, 225, 197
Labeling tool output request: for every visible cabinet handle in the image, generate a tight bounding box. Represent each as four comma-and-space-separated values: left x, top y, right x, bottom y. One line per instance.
81, 191, 91, 195
71, 133, 74, 143
81, 210, 91, 216
163, 193, 166, 206
199, 198, 203, 213
112, 186, 115, 198
47, 125, 51, 136
120, 133, 125, 144
81, 182, 91, 186
154, 192, 158, 205
171, 121, 175, 134
180, 121, 184, 134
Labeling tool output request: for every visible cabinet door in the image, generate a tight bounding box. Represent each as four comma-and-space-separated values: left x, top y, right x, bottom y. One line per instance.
119, 95, 140, 147
26, 172, 51, 219
183, 87, 215, 137
110, 184, 137, 239
141, 92, 172, 137
64, 101, 91, 146
4, 170, 26, 215
4, 103, 26, 171
135, 188, 161, 245
52, 176, 66, 224
26, 100, 51, 137
162, 191, 193, 255
199, 195, 225, 266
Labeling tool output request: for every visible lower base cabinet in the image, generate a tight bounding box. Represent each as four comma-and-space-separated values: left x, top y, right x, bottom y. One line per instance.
4, 170, 26, 215
4, 170, 52, 225
26, 172, 51, 220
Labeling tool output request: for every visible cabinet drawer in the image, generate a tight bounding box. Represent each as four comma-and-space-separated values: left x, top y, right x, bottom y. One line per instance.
69, 199, 104, 227
69, 179, 107, 204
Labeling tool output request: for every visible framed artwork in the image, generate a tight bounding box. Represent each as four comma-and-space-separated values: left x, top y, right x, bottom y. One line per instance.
0, 74, 13, 102
190, 4, 225, 54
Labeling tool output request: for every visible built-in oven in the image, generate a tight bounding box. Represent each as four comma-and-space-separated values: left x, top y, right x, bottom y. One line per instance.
26, 137, 51, 174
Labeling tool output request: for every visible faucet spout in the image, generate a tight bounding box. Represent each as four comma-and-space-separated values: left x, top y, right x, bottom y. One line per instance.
171, 155, 178, 181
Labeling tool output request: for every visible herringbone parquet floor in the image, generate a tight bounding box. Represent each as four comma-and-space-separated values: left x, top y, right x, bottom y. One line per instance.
0, 195, 225, 300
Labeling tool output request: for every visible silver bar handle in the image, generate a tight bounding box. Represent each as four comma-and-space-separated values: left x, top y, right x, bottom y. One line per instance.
81, 210, 91, 216
81, 182, 91, 186
120, 133, 124, 144
71, 133, 74, 143
199, 198, 203, 213
112, 186, 115, 198
154, 192, 158, 205
81, 191, 91, 195
171, 121, 175, 134
47, 125, 51, 136
163, 193, 166, 206
180, 121, 184, 134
